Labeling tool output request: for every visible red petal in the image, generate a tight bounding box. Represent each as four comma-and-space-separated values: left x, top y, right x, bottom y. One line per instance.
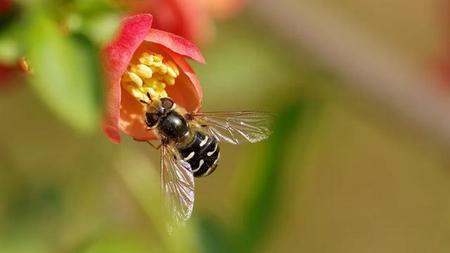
125, 0, 211, 44
166, 50, 203, 112
205, 0, 248, 19
151, 0, 212, 44
144, 28, 206, 64
103, 14, 153, 143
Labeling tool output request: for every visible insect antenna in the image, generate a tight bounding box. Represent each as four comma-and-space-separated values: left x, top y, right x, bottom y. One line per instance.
139, 99, 149, 105
146, 92, 153, 102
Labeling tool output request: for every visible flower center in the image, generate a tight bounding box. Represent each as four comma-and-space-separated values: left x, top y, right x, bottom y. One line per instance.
121, 52, 180, 103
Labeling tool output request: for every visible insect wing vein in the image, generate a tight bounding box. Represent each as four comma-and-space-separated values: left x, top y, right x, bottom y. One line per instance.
161, 144, 195, 224
192, 112, 274, 144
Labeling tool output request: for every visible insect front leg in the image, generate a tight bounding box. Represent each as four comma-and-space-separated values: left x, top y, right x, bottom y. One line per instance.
185, 112, 194, 121
133, 137, 162, 150
146, 141, 162, 150
185, 113, 207, 128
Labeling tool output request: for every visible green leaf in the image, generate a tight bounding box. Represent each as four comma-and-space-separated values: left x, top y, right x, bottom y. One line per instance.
24, 12, 102, 132
82, 13, 120, 45
0, 5, 23, 64
80, 232, 152, 253
197, 216, 231, 253
0, 37, 20, 64
233, 100, 322, 252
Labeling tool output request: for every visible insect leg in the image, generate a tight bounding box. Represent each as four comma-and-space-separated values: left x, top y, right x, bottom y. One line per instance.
133, 137, 149, 142
146, 141, 162, 150
185, 112, 194, 121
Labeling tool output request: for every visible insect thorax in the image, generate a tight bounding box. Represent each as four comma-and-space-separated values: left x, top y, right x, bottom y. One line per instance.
177, 131, 220, 177
157, 110, 190, 140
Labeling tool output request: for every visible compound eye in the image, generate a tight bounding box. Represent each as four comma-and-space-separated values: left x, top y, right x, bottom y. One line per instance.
160, 97, 174, 110
145, 112, 160, 127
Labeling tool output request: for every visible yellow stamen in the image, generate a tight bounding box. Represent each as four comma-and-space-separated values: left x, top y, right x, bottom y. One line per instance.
159, 64, 168, 75
141, 87, 158, 99
124, 85, 146, 101
152, 54, 163, 62
135, 64, 153, 79
121, 52, 180, 103
167, 67, 177, 79
164, 76, 176, 85
139, 53, 153, 65
127, 72, 143, 87
167, 61, 179, 76
155, 81, 166, 91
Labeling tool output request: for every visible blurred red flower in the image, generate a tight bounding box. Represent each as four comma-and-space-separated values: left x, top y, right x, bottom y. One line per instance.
0, 0, 20, 87
200, 0, 248, 19
0, 0, 13, 14
122, 0, 247, 44
103, 14, 205, 143
431, 0, 450, 88
433, 51, 450, 87
0, 64, 19, 87
0, 59, 29, 88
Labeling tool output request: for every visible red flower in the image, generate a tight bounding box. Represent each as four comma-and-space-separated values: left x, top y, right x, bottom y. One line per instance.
123, 0, 247, 44
432, 50, 450, 88
0, 0, 13, 14
0, 59, 30, 88
124, 0, 211, 44
430, 0, 450, 88
0, 0, 20, 86
200, 0, 248, 19
0, 64, 19, 87
103, 14, 205, 143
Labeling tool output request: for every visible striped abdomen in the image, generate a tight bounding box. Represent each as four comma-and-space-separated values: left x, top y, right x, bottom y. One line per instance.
178, 131, 220, 177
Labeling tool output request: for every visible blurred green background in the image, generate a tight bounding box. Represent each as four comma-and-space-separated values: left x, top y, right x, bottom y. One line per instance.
1, 0, 450, 252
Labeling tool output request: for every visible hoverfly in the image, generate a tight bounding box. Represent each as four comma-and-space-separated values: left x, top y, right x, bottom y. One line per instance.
141, 94, 273, 224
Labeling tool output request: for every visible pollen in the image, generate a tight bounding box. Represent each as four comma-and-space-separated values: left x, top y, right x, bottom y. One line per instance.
121, 52, 180, 103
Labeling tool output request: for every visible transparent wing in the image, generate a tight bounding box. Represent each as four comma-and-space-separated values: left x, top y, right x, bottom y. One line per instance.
161, 144, 195, 225
191, 111, 274, 145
